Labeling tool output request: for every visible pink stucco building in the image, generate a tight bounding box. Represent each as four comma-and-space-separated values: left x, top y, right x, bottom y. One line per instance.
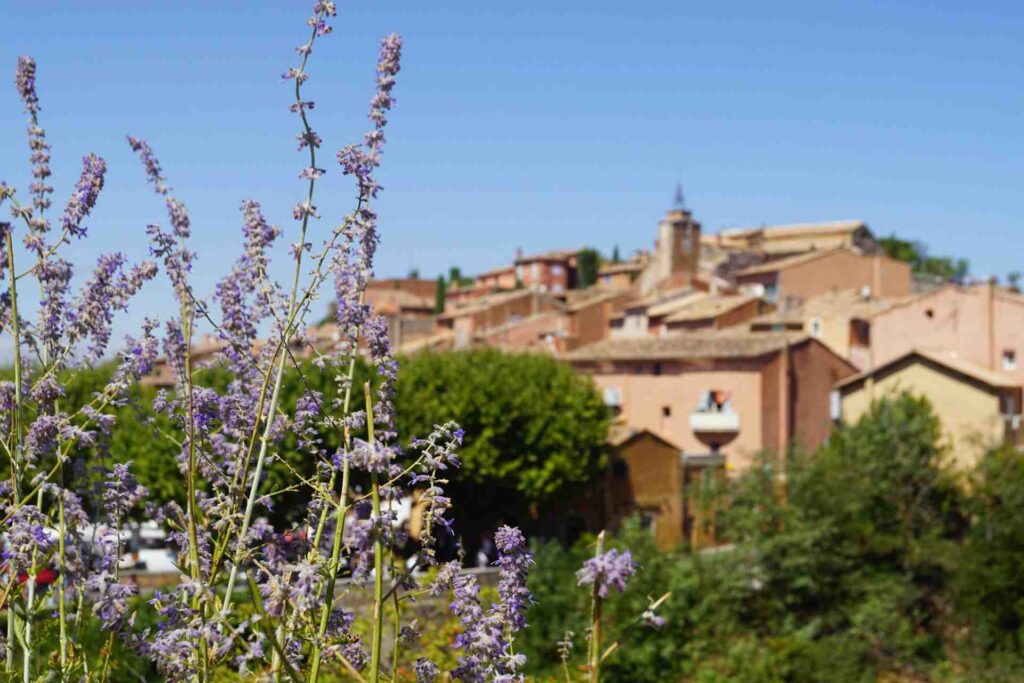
860, 282, 1024, 384
563, 331, 857, 475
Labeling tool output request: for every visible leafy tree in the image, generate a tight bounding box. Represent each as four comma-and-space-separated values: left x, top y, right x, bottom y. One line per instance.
879, 234, 969, 281
575, 248, 600, 289
447, 266, 473, 288
78, 349, 608, 535
520, 394, 970, 682
434, 274, 445, 314
955, 445, 1024, 651
393, 349, 609, 533
611, 244, 621, 264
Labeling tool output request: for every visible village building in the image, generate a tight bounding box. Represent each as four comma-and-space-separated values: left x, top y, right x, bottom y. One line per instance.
472, 264, 518, 292
748, 288, 897, 364
703, 219, 880, 258
733, 248, 911, 308
598, 253, 649, 289
864, 282, 1024, 384
436, 289, 565, 349
363, 277, 437, 318
609, 287, 705, 338
604, 429, 724, 550
563, 331, 857, 476
661, 294, 771, 334
836, 349, 1023, 469
514, 248, 580, 293
636, 206, 702, 295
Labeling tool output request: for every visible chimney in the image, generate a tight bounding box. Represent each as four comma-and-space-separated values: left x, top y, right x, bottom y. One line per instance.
515, 246, 523, 262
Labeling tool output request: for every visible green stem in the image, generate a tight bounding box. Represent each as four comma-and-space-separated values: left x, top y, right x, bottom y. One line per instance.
5, 228, 22, 675
366, 382, 385, 683
588, 531, 606, 683
23, 489, 43, 683
221, 10, 325, 616
57, 473, 68, 678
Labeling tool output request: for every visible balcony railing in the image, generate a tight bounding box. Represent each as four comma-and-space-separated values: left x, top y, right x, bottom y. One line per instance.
689, 410, 740, 435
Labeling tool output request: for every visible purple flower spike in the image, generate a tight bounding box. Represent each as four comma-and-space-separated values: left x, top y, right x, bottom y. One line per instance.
576, 548, 637, 598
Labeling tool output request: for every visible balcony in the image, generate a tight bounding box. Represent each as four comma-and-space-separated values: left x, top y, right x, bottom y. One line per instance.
689, 410, 740, 449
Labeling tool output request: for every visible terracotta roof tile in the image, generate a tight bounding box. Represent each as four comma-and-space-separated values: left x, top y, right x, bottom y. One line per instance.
562, 330, 808, 362
663, 295, 756, 323
837, 348, 1020, 390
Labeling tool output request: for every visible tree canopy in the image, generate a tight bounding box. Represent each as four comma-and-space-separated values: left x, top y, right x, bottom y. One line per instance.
66, 349, 609, 530
879, 234, 969, 281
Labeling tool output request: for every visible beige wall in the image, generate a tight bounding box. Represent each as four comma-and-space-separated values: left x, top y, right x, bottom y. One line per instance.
840, 358, 1005, 469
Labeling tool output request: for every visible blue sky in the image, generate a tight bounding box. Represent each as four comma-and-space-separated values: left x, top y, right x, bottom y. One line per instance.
1, 1, 1022, 343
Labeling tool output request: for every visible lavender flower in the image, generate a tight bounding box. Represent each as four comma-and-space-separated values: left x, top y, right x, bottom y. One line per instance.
494, 526, 534, 631
415, 657, 440, 682
60, 153, 106, 239
446, 526, 532, 682
576, 548, 637, 598
103, 462, 147, 519
16, 56, 52, 217
4, 506, 53, 574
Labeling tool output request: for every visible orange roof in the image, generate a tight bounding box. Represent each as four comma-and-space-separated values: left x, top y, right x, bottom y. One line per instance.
563, 330, 809, 362
719, 219, 866, 241
663, 295, 757, 323
837, 348, 1020, 391
734, 249, 847, 277
515, 248, 581, 264
474, 264, 517, 279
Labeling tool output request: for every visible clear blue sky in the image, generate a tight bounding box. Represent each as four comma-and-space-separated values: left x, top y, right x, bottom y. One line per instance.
2, 1, 1022, 342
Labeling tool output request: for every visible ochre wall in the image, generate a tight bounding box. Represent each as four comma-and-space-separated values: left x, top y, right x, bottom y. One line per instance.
608, 434, 684, 550
840, 358, 1004, 469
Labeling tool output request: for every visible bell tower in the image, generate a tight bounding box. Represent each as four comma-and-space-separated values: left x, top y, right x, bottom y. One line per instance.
658, 183, 701, 280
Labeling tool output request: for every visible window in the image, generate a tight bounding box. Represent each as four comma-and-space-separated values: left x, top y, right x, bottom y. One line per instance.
551, 264, 564, 276
681, 227, 692, 254
808, 317, 823, 338
764, 281, 778, 303
662, 406, 672, 418
1003, 393, 1017, 416
698, 389, 732, 413
530, 263, 540, 281
830, 390, 841, 421
1003, 349, 1018, 371
602, 387, 621, 407
925, 308, 934, 319
653, 362, 662, 376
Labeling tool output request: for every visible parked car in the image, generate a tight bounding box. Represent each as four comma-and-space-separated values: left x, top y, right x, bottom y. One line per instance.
118, 521, 180, 574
